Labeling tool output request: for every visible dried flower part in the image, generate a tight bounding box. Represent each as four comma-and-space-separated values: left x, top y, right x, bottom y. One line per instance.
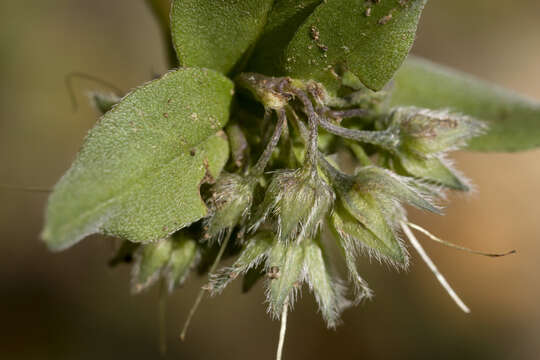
387, 106, 486, 156
205, 173, 255, 240
252, 168, 334, 242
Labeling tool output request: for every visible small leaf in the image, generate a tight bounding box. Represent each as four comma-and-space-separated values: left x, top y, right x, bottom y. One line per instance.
42, 68, 233, 250
303, 238, 347, 328
267, 240, 305, 317
165, 233, 199, 292
247, 0, 324, 75
132, 238, 174, 293
391, 56, 540, 152
283, 0, 427, 92
171, 0, 274, 74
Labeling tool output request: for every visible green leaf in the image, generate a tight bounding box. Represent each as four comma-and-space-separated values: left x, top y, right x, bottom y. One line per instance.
267, 240, 305, 317
391, 56, 540, 152
171, 0, 274, 74
42, 68, 233, 251
303, 238, 346, 328
283, 0, 427, 92
247, 0, 323, 75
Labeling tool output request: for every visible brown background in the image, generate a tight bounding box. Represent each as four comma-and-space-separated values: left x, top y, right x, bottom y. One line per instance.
1, 1, 539, 359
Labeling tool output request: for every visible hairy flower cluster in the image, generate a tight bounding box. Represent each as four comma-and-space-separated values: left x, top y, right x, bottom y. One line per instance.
109, 74, 490, 339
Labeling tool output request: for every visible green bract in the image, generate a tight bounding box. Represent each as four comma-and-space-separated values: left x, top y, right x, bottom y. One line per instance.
42, 68, 233, 250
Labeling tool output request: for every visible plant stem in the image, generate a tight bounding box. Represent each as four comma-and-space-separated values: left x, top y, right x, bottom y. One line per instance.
276, 297, 289, 360
318, 117, 398, 150
294, 89, 319, 169
180, 229, 233, 341
158, 277, 167, 356
252, 108, 286, 176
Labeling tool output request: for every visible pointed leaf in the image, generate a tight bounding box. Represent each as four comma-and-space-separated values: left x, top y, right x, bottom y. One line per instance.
391, 56, 540, 152
42, 68, 233, 250
283, 0, 428, 92
171, 0, 274, 74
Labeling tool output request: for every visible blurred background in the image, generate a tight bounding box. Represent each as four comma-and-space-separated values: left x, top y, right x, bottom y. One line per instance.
1, 1, 539, 359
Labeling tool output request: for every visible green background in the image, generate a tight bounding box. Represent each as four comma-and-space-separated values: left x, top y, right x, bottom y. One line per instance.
1, 1, 539, 359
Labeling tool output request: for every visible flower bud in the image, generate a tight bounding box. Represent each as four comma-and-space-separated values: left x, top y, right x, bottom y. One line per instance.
252, 169, 334, 242
330, 166, 439, 267
205, 173, 255, 240
384, 107, 485, 190
387, 106, 486, 156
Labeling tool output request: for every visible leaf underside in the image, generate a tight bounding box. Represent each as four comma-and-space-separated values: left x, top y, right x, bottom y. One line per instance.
42, 68, 233, 251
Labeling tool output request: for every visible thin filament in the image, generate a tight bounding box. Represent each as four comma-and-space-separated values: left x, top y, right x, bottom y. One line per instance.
276, 297, 289, 360
252, 108, 286, 176
401, 221, 471, 313
180, 229, 233, 341
407, 222, 516, 258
